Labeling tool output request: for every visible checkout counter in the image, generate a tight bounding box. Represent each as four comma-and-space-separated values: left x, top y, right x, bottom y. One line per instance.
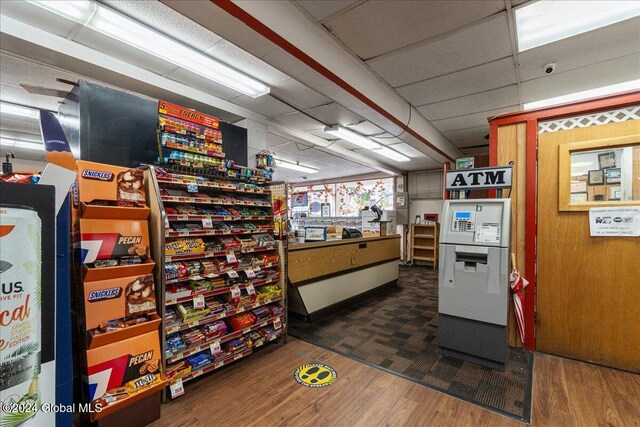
288, 232, 401, 320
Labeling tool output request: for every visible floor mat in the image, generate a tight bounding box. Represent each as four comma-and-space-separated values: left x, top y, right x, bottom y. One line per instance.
288, 265, 533, 422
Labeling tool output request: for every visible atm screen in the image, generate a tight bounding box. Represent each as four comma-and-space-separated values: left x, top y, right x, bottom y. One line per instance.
452, 211, 475, 232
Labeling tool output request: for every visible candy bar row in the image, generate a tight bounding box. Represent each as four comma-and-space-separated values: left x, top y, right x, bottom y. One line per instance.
165, 323, 284, 381
165, 203, 270, 218
165, 253, 279, 281
165, 234, 275, 257
166, 303, 283, 359
160, 187, 270, 205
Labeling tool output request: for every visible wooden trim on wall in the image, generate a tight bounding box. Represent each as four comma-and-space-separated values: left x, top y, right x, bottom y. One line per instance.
525, 119, 537, 351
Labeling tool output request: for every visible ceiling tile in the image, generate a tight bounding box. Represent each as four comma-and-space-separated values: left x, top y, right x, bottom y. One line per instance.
72, 27, 178, 76
417, 85, 519, 121
272, 112, 326, 131
431, 105, 519, 133
520, 54, 640, 104
228, 95, 295, 118
366, 13, 512, 87
270, 78, 332, 110
370, 134, 404, 146
161, 0, 279, 59
295, 0, 361, 22
443, 126, 490, 142
385, 143, 428, 158
0, 54, 80, 111
104, 0, 223, 51
518, 17, 640, 82
204, 40, 290, 85
344, 121, 384, 136
396, 57, 517, 106
306, 102, 364, 126
324, 1, 505, 60
452, 137, 489, 148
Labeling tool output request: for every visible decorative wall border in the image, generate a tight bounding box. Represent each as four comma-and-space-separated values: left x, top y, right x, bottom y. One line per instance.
538, 106, 640, 134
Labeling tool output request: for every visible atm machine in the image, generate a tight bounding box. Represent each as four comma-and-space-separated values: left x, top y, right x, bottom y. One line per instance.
438, 198, 511, 370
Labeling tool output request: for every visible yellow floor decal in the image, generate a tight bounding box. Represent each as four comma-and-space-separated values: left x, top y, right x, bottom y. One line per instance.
294, 364, 337, 388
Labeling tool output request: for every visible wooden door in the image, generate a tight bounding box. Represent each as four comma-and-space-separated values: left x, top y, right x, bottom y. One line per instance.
537, 120, 640, 372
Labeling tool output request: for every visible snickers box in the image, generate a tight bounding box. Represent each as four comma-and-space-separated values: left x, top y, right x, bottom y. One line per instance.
82, 331, 162, 402
81, 274, 156, 330
80, 218, 150, 264
76, 160, 150, 220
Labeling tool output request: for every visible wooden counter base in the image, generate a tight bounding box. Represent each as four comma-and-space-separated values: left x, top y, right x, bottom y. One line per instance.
288, 234, 400, 286
288, 235, 400, 320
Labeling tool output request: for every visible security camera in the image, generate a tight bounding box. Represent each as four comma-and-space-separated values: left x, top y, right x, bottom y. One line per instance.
544, 63, 556, 75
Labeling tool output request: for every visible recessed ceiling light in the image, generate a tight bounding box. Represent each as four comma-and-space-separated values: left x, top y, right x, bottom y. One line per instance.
515, 1, 640, 52
274, 158, 318, 174
0, 137, 44, 150
523, 79, 640, 110
372, 146, 410, 162
28, 0, 270, 98
0, 102, 40, 120
324, 126, 381, 150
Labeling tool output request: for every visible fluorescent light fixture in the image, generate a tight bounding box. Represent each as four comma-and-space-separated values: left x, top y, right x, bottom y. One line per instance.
325, 126, 381, 150
524, 79, 640, 110
515, 1, 640, 52
372, 146, 411, 162
28, 1, 270, 98
0, 102, 39, 120
0, 137, 44, 151
274, 158, 318, 174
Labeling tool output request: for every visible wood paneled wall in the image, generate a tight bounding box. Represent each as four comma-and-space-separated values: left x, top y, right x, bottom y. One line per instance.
496, 123, 527, 347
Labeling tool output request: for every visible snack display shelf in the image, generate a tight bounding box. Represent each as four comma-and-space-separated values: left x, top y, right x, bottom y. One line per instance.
161, 196, 271, 207
167, 315, 282, 363
156, 176, 271, 195
165, 265, 278, 286
172, 333, 280, 386
161, 125, 222, 144
165, 245, 275, 262
164, 141, 225, 159
166, 214, 272, 222
165, 228, 274, 238
165, 296, 283, 334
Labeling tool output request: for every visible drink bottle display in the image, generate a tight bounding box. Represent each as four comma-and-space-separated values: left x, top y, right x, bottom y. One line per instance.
0, 206, 41, 427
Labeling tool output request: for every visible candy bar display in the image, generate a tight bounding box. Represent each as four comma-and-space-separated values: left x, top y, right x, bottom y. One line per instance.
145, 101, 284, 400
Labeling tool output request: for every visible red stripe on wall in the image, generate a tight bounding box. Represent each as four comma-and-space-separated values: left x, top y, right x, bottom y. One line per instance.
210, 0, 454, 163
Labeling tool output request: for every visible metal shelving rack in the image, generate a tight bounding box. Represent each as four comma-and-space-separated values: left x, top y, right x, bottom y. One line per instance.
144, 104, 285, 401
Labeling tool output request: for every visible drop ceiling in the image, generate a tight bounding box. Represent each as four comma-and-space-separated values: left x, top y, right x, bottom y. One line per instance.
1, 0, 639, 181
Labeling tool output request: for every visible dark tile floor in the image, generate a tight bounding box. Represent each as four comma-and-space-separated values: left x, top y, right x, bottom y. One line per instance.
288, 265, 532, 422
